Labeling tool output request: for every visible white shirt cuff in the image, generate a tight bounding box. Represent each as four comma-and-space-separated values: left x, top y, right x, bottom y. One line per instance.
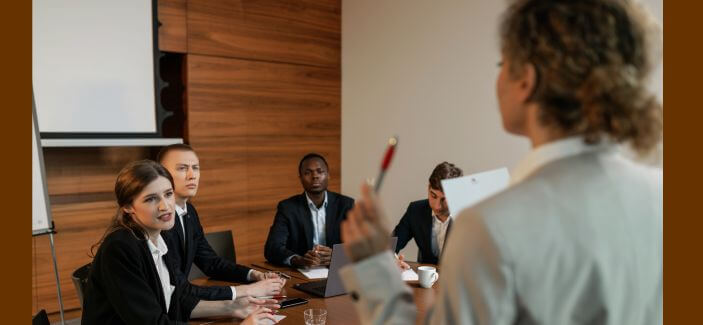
284, 254, 298, 266
230, 286, 237, 300
246, 269, 255, 281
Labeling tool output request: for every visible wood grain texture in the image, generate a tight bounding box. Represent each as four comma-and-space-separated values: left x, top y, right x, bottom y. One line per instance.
186, 54, 341, 262
32, 148, 153, 314
187, 0, 341, 67
158, 0, 187, 53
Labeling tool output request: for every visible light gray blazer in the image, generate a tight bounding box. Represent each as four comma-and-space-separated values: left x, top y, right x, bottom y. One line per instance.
340, 148, 662, 324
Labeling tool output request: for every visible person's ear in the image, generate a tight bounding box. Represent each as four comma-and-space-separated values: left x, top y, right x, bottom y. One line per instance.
123, 205, 134, 216
517, 63, 537, 103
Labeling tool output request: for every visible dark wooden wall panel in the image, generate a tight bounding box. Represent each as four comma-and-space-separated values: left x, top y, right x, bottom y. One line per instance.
33, 148, 151, 314
158, 0, 187, 53
187, 0, 341, 68
186, 54, 341, 261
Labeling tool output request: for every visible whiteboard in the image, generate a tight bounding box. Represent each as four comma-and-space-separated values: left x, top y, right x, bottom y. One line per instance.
32, 0, 157, 134
33, 95, 54, 234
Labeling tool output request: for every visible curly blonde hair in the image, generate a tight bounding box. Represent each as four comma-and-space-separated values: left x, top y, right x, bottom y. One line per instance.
500, 0, 662, 153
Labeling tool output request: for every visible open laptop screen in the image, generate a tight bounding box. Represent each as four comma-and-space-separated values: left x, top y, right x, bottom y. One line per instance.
324, 237, 398, 297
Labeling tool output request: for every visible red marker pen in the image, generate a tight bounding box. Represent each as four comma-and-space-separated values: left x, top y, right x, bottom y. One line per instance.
374, 136, 398, 193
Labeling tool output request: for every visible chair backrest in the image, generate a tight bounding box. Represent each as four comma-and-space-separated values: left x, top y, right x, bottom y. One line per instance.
71, 263, 91, 308
32, 309, 50, 325
187, 230, 236, 281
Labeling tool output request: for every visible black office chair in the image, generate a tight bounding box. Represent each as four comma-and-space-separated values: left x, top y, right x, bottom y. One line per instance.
187, 230, 237, 281
71, 263, 91, 307
32, 309, 50, 325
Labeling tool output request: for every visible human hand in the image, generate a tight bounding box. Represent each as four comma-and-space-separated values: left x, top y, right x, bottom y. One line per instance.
232, 296, 280, 320
341, 183, 391, 262
395, 253, 411, 271
240, 278, 285, 297
293, 250, 321, 267
233, 296, 280, 323
190, 297, 279, 320
240, 306, 278, 325
251, 270, 283, 281
250, 269, 265, 282
234, 296, 280, 310
313, 245, 333, 266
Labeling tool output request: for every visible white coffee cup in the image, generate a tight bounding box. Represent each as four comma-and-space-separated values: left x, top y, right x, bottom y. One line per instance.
418, 266, 439, 288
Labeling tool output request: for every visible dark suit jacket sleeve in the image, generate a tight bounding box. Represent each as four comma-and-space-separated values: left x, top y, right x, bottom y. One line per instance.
99, 238, 195, 324
337, 196, 355, 242
264, 201, 298, 265
190, 207, 252, 283
164, 248, 234, 301
342, 197, 355, 220
392, 203, 415, 253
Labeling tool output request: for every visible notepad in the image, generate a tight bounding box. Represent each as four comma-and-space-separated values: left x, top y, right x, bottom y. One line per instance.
441, 167, 510, 218
298, 266, 329, 279
260, 314, 286, 324
401, 268, 419, 281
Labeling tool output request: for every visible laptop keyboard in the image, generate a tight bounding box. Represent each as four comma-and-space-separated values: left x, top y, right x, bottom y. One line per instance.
306, 281, 326, 290
296, 279, 327, 296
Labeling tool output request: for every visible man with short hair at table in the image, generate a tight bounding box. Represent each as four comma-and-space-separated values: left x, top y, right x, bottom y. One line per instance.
264, 153, 355, 267
158, 144, 285, 301
392, 161, 463, 267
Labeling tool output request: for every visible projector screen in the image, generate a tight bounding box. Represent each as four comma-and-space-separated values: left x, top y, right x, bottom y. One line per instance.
32, 0, 157, 134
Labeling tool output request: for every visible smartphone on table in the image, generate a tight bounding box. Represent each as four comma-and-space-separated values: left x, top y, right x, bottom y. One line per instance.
279, 297, 308, 309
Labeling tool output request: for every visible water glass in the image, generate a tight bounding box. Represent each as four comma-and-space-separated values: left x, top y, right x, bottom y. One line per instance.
304, 308, 327, 325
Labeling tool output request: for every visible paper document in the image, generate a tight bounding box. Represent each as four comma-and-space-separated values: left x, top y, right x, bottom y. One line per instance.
298, 266, 329, 279
401, 268, 418, 281
441, 167, 510, 218
260, 314, 286, 324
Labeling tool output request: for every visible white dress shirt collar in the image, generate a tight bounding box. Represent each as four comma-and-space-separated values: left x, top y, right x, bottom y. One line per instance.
431, 210, 452, 222
511, 136, 612, 185
175, 201, 188, 217
305, 191, 328, 211
146, 233, 169, 256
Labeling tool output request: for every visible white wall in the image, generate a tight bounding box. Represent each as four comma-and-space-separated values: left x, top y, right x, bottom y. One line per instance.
342, 0, 663, 261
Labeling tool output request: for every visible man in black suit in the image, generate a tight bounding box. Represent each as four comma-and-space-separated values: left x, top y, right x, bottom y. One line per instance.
392, 162, 463, 265
264, 153, 355, 267
158, 144, 285, 301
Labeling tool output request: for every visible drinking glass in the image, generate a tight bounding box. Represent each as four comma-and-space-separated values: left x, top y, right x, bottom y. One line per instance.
303, 308, 327, 325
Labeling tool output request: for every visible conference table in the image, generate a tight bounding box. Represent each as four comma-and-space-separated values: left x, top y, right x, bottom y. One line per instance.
189, 261, 439, 324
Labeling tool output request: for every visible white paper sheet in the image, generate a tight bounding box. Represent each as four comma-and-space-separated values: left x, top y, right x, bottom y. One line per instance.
401, 268, 419, 281
441, 167, 510, 218
298, 266, 329, 279
260, 314, 286, 324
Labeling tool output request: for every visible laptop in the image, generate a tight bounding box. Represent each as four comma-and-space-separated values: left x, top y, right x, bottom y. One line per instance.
294, 237, 398, 298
